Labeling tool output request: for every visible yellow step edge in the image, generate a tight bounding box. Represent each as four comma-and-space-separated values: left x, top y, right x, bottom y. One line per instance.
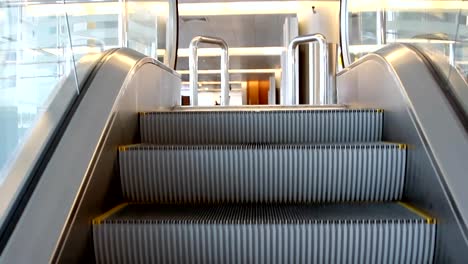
379, 142, 408, 150
93, 203, 129, 225
398, 202, 436, 224
118, 146, 127, 152
118, 144, 144, 152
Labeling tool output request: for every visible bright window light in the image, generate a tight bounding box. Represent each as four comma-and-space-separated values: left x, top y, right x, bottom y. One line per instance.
349, 39, 456, 54
394, 39, 456, 44
24, 2, 167, 17
22, 1, 468, 17
178, 1, 303, 16
349, 0, 468, 12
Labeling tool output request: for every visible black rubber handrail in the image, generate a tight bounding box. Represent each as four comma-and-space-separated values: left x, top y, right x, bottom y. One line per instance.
0, 48, 119, 254
403, 43, 468, 134
174, 0, 179, 70
338, 0, 346, 69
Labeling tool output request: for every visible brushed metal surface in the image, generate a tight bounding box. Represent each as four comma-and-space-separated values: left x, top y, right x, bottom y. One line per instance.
337, 43, 468, 262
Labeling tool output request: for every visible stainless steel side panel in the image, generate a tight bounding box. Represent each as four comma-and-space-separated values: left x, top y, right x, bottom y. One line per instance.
337, 44, 468, 262
0, 48, 181, 263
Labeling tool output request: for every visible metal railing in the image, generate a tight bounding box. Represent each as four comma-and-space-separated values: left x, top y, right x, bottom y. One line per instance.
189, 36, 230, 106
286, 33, 329, 105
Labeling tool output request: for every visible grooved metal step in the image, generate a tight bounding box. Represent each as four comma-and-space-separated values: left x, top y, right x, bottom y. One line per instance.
140, 108, 383, 144
119, 143, 406, 203
93, 203, 435, 264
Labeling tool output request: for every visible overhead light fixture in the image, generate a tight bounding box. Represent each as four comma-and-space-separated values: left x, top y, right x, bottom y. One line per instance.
181, 81, 244, 85
177, 47, 284, 57
177, 69, 281, 74
348, 44, 385, 54
181, 16, 209, 23
42, 46, 106, 56
158, 47, 284, 57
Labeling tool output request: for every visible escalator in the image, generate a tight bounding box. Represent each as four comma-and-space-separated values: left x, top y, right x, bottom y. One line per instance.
93, 107, 436, 263
1, 29, 468, 264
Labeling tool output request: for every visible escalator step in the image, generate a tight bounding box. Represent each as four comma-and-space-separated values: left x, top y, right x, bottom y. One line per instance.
119, 143, 406, 203
93, 203, 435, 264
140, 108, 383, 144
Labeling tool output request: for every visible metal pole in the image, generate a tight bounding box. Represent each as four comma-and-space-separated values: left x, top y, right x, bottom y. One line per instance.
376, 9, 386, 45
327, 43, 338, 104
381, 9, 387, 45
287, 33, 328, 105
449, 42, 456, 67
119, 0, 128, 48
165, 0, 177, 68
189, 39, 199, 106
189, 36, 230, 106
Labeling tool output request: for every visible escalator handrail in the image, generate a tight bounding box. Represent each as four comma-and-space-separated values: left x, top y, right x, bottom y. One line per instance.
338, 43, 468, 135
402, 43, 468, 134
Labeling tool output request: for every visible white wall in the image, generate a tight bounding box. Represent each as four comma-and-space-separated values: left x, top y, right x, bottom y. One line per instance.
297, 1, 340, 44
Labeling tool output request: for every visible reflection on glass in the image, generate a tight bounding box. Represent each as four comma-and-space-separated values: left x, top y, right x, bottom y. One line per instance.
0, 3, 78, 183
127, 1, 170, 62
13, 1, 176, 65
0, 0, 176, 184
0, 0, 177, 228
343, 0, 468, 124
344, 0, 468, 77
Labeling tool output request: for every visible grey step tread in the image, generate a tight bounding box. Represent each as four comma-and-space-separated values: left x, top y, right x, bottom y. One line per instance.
93, 203, 435, 264
120, 142, 405, 150
140, 108, 383, 144
118, 142, 406, 203
94, 202, 434, 224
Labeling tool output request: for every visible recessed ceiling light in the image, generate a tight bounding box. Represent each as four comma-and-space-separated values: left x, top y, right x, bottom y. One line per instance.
181, 16, 208, 23
182, 81, 244, 85
176, 47, 284, 57
177, 69, 281, 74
